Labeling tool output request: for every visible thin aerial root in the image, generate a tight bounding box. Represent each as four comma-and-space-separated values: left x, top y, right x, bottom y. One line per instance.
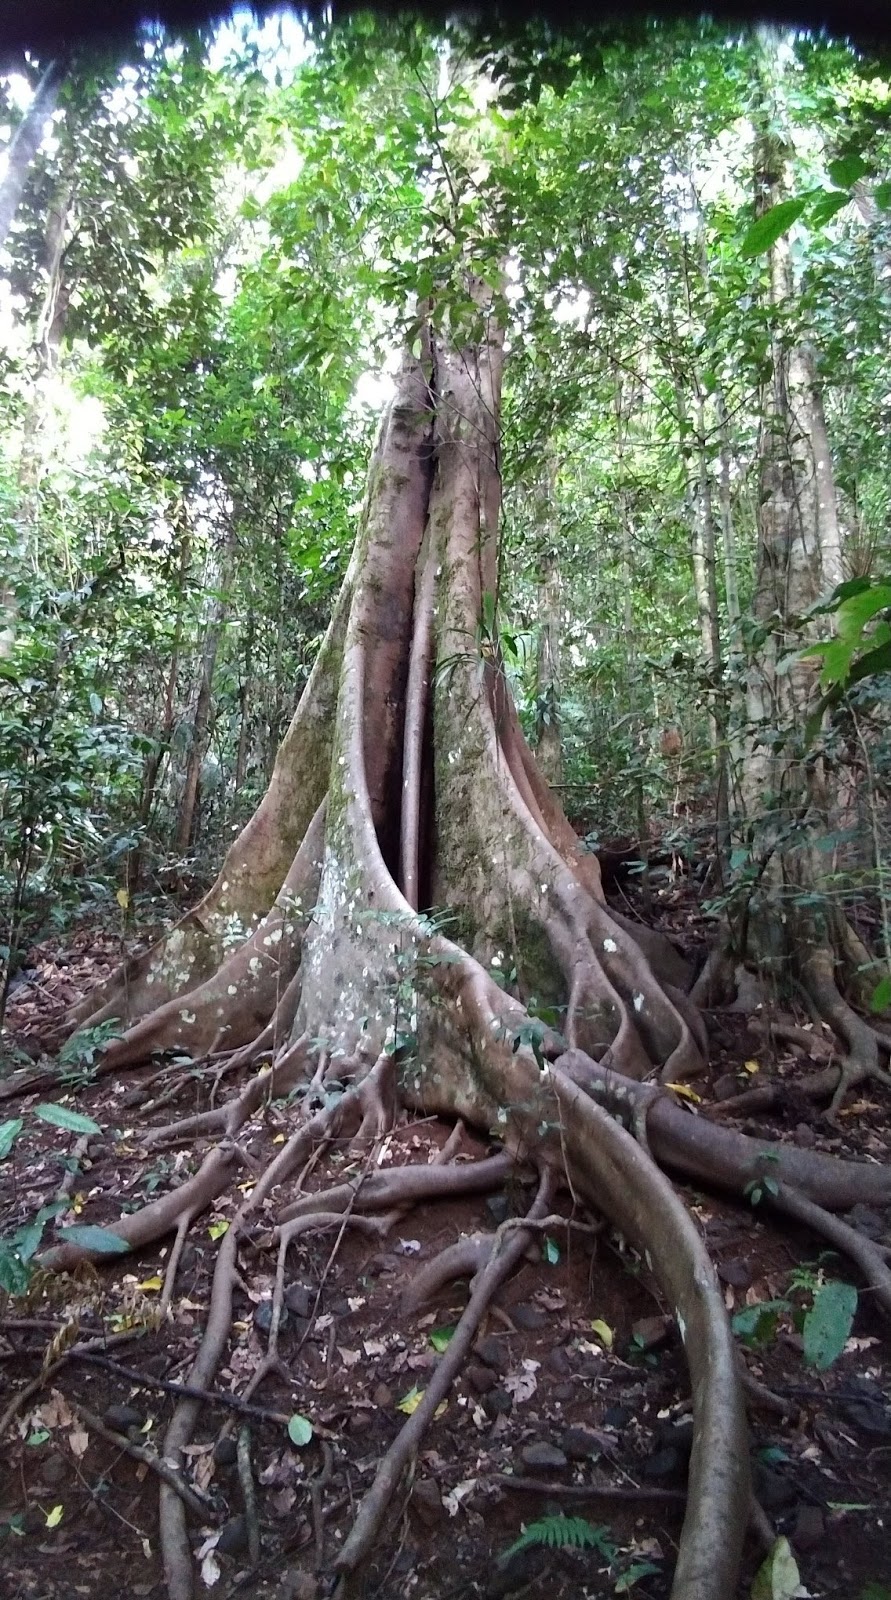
766, 1182, 891, 1317
332, 1169, 557, 1581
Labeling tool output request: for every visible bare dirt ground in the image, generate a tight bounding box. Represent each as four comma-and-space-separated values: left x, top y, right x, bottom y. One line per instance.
1, 883, 890, 1600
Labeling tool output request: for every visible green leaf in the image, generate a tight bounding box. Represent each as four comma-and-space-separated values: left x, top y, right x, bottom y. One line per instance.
740, 198, 809, 258
874, 182, 891, 211
809, 189, 850, 227
287, 1413, 313, 1447
89, 691, 103, 716
429, 1325, 457, 1353
803, 1280, 857, 1370
56, 1224, 129, 1254
0, 1118, 24, 1160
870, 975, 891, 1015
543, 1236, 560, 1265
827, 152, 869, 188
33, 1104, 102, 1136
751, 1537, 803, 1600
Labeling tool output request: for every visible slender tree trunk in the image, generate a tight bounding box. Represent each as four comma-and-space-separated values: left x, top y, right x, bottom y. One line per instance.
176, 526, 236, 854
0, 59, 66, 250
129, 517, 191, 888
533, 455, 562, 786
234, 611, 255, 793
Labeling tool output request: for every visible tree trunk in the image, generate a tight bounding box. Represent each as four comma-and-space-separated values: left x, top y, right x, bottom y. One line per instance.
175, 526, 236, 855
533, 455, 563, 786
0, 58, 66, 250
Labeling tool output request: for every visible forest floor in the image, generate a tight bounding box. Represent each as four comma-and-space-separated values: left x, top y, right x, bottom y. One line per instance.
0, 867, 890, 1600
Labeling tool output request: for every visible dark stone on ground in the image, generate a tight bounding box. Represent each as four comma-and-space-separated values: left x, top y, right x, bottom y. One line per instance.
411, 1478, 444, 1523
483, 1387, 513, 1418
486, 1194, 511, 1224
216, 1515, 248, 1555
640, 1446, 682, 1480
546, 1345, 571, 1376
713, 1073, 742, 1102
466, 1363, 497, 1395
793, 1122, 817, 1149
372, 1382, 393, 1409
254, 1299, 284, 1334
511, 1303, 548, 1332
104, 1404, 143, 1432
846, 1204, 887, 1241
552, 1382, 575, 1402
284, 1282, 315, 1319
791, 1504, 825, 1551
717, 1258, 752, 1290
754, 1465, 797, 1510
213, 1437, 238, 1467
348, 1412, 372, 1433
367, 1253, 400, 1276
474, 1336, 509, 1374
561, 1424, 603, 1460
603, 1405, 632, 1429
521, 1441, 568, 1470
631, 1315, 672, 1351
38, 1454, 66, 1485
654, 1417, 694, 1461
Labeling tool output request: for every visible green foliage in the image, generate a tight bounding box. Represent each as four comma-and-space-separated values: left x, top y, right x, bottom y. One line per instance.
503, 1515, 616, 1560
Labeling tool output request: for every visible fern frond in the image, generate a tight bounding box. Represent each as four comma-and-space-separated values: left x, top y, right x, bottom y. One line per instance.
503, 1514, 614, 1562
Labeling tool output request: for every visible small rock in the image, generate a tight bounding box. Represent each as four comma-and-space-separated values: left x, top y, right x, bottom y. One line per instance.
641, 1446, 682, 1480
367, 1253, 400, 1276
284, 1282, 315, 1319
216, 1515, 248, 1556
328, 1296, 351, 1316
104, 1404, 143, 1433
411, 1478, 444, 1524
630, 1315, 672, 1352
717, 1259, 752, 1290
846, 1204, 887, 1241
754, 1465, 797, 1511
511, 1304, 547, 1332
576, 1356, 605, 1382
561, 1425, 602, 1461
466, 1363, 497, 1396
474, 1336, 508, 1374
482, 1387, 513, 1419
213, 1437, 238, 1468
654, 1418, 694, 1461
348, 1411, 372, 1433
486, 1194, 511, 1224
277, 1575, 319, 1600
521, 1441, 568, 1471
546, 1346, 571, 1376
119, 1087, 147, 1108
713, 1073, 742, 1102
38, 1453, 67, 1486
603, 1405, 632, 1429
792, 1122, 816, 1149
552, 1382, 575, 1403
254, 1299, 285, 1334
372, 1383, 393, 1409
841, 1397, 891, 1438
791, 1504, 824, 1552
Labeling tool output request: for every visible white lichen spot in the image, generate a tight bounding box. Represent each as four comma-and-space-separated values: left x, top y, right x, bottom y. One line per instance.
249, 957, 261, 975
179, 1010, 196, 1024
227, 985, 238, 996
146, 973, 155, 985
603, 937, 618, 953
339, 756, 346, 766
491, 951, 503, 968
221, 881, 229, 892
676, 1313, 687, 1343
633, 993, 645, 1012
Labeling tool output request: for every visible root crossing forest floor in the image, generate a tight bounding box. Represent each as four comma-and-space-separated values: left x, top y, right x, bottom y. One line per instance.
1, 882, 890, 1600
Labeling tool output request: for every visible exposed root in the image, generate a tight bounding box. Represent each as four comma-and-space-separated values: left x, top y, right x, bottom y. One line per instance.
400, 1231, 495, 1313
802, 949, 891, 1114
71, 1399, 214, 1518
332, 1168, 558, 1584
766, 1181, 891, 1317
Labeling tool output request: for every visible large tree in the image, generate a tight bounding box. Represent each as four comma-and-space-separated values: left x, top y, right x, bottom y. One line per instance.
3, 23, 891, 1600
